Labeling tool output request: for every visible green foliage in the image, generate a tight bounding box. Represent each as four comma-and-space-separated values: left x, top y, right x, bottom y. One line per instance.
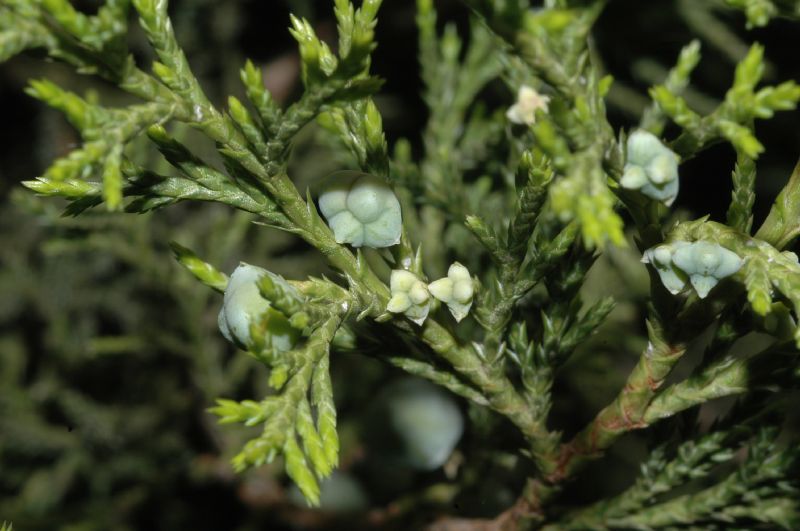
756, 159, 800, 248
203, 258, 352, 504
726, 152, 757, 233
640, 39, 702, 135
564, 426, 800, 529
549, 145, 626, 248
651, 42, 800, 159
726, 0, 800, 28
211, 315, 342, 505
0, 191, 272, 527
23, 80, 169, 209
664, 219, 800, 344
169, 241, 229, 293
4, 0, 800, 527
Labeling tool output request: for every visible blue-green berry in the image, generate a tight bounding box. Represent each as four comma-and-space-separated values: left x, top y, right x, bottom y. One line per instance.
382, 378, 464, 470
318, 171, 402, 248
641, 242, 690, 294
621, 130, 680, 206
671, 241, 743, 298
644, 241, 743, 298
218, 263, 300, 350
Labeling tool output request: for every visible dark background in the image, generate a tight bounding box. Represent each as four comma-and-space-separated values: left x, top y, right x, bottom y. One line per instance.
3, 1, 800, 215
1, 1, 798, 529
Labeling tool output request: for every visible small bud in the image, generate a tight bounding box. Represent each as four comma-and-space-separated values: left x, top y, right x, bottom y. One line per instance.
428, 262, 474, 322
387, 270, 430, 325
506, 85, 550, 126
318, 171, 402, 248
621, 130, 680, 206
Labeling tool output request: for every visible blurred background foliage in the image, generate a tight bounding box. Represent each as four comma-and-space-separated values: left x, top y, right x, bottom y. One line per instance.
0, 0, 798, 529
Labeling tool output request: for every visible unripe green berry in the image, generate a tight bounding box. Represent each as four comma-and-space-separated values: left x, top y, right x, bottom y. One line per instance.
409, 282, 430, 305
449, 263, 471, 282
428, 278, 453, 300
387, 292, 411, 313
453, 282, 473, 305
318, 171, 402, 248
387, 270, 431, 325
428, 262, 474, 322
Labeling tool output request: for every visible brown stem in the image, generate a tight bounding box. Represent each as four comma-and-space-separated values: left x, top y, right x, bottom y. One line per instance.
427, 479, 551, 531
547, 334, 686, 483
